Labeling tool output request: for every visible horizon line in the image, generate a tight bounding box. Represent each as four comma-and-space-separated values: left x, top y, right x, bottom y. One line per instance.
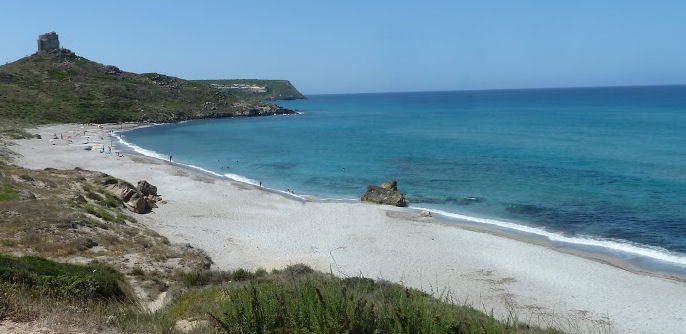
302, 83, 686, 97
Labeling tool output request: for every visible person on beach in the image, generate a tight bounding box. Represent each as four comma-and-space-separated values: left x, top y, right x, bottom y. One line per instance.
169, 155, 173, 164
259, 181, 262, 187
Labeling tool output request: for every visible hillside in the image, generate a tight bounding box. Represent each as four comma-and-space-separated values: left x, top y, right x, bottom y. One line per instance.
0, 49, 294, 124
195, 79, 305, 101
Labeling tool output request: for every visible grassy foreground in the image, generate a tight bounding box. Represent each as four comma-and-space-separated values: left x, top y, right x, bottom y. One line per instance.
0, 254, 562, 333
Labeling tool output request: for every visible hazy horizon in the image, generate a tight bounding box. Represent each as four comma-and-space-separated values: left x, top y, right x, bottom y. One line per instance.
2, 1, 686, 94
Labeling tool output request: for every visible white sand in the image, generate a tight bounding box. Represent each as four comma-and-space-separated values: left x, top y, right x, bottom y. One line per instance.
11, 124, 686, 333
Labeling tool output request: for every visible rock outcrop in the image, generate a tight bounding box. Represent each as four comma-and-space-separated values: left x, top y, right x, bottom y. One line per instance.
137, 180, 157, 196
361, 180, 407, 207
103, 177, 160, 214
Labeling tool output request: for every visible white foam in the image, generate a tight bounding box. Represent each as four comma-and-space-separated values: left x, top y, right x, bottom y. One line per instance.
223, 172, 260, 186
113, 130, 310, 200
185, 164, 224, 178
412, 206, 686, 266
112, 133, 168, 161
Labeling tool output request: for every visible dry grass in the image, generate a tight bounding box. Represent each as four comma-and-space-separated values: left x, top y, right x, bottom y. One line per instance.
0, 166, 211, 311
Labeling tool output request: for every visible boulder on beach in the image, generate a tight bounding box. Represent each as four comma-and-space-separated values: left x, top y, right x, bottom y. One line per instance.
105, 178, 161, 214
361, 180, 407, 207
137, 180, 157, 196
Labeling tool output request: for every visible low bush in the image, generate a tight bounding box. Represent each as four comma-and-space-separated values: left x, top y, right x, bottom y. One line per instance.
0, 255, 130, 301
0, 182, 19, 201
83, 203, 124, 223
207, 274, 561, 334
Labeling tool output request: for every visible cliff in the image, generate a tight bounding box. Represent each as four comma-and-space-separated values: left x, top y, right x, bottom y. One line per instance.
195, 79, 306, 101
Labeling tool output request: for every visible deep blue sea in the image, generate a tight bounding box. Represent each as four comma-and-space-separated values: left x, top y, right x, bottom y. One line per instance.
118, 86, 686, 270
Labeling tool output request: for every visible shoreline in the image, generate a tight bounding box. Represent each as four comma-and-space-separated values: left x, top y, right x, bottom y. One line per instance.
11, 123, 686, 333
112, 121, 686, 279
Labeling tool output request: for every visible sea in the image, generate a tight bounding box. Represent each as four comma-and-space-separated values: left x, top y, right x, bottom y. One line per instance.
116, 85, 686, 274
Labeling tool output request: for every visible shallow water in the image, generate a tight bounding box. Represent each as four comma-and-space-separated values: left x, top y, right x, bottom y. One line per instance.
119, 85, 686, 268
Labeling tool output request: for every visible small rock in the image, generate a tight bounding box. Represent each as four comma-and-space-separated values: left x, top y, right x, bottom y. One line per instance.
33, 134, 42, 139
19, 190, 36, 200
137, 180, 157, 196
71, 194, 87, 203
420, 210, 432, 217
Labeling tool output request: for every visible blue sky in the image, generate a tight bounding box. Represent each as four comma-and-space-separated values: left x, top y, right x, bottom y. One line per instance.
1, 1, 685, 94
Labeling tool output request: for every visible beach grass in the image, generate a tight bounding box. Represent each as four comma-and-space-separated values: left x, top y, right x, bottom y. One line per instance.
0, 182, 20, 202
0, 255, 130, 301
155, 266, 562, 334
0, 255, 563, 333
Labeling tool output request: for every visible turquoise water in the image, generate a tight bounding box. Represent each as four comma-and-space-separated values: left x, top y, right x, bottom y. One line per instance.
118, 86, 686, 268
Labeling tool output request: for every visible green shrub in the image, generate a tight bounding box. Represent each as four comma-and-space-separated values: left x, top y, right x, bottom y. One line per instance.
183, 271, 203, 288
208, 274, 561, 334
232, 268, 252, 281
0, 255, 129, 301
254, 268, 267, 278
101, 192, 121, 208
130, 266, 144, 276
0, 183, 19, 201
47, 68, 71, 81
86, 191, 103, 201
83, 203, 123, 223
182, 270, 235, 287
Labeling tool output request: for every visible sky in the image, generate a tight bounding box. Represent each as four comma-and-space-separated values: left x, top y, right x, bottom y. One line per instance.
1, 1, 685, 94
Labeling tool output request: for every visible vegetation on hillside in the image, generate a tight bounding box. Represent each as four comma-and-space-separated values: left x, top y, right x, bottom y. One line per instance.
195, 79, 305, 101
0, 256, 562, 334
0, 255, 130, 301
0, 50, 293, 124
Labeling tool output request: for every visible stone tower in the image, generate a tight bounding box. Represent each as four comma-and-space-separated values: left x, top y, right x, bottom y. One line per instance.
37, 31, 60, 54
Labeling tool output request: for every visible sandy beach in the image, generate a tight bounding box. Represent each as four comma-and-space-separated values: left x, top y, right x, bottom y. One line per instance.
11, 123, 686, 333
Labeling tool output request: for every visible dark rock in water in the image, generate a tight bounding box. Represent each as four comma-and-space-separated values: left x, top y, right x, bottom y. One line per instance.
379, 180, 398, 191
361, 181, 407, 207
137, 180, 157, 196
34, 134, 42, 139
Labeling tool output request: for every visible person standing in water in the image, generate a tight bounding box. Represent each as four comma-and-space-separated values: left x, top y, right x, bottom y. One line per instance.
169, 155, 173, 164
